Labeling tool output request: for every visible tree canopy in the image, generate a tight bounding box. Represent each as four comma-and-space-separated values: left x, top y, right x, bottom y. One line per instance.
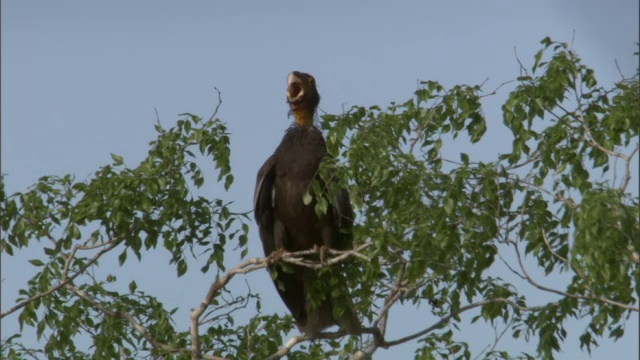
2, 38, 638, 360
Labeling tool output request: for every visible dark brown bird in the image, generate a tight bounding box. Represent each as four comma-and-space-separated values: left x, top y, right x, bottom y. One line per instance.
254, 71, 361, 335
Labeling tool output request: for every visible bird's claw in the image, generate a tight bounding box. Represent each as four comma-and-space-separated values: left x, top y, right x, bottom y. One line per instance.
267, 248, 286, 266
316, 245, 329, 266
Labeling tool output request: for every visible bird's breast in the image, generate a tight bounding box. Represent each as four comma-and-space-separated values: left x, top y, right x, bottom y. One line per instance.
271, 126, 329, 248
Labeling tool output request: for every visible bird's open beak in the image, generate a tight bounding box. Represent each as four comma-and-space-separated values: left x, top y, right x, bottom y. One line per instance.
287, 73, 304, 103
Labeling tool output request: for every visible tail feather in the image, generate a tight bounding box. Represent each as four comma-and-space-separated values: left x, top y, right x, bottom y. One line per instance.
299, 267, 361, 335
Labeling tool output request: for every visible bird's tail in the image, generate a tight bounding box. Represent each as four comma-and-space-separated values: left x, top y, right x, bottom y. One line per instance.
301, 267, 361, 335
333, 285, 362, 335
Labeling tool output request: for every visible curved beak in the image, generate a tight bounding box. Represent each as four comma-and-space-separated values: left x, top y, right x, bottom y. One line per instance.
287, 72, 305, 103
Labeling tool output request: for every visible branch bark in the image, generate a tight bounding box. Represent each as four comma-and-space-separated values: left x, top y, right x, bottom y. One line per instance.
351, 262, 407, 360
189, 244, 372, 360
382, 297, 539, 348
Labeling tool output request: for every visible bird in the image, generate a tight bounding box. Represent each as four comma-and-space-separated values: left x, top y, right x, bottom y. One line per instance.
253, 71, 361, 335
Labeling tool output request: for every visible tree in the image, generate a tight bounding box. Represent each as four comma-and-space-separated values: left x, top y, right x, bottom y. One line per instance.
1, 38, 638, 360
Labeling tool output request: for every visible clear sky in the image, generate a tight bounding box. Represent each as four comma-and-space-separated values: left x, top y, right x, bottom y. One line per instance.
2, 1, 638, 359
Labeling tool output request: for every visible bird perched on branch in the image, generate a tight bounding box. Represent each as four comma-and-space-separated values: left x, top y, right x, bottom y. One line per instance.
254, 71, 361, 335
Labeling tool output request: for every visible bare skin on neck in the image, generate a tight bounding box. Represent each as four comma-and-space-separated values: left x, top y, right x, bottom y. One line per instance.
292, 108, 314, 126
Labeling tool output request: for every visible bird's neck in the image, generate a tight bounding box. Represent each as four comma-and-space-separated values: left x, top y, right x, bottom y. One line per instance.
293, 108, 315, 126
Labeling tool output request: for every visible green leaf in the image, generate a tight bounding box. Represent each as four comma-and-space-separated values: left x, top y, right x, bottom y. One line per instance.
110, 153, 124, 165
444, 197, 454, 215
302, 192, 312, 205
118, 249, 127, 266
129, 281, 137, 293
28, 259, 45, 267
460, 152, 469, 165
177, 259, 187, 277
1, 38, 637, 360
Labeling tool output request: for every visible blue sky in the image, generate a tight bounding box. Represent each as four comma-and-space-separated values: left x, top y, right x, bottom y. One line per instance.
2, 1, 638, 359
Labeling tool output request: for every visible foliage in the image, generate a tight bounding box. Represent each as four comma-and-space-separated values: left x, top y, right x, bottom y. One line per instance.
2, 38, 638, 359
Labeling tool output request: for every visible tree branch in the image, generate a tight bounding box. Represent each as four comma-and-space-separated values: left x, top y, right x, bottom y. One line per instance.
575, 107, 628, 161
66, 283, 230, 360
383, 298, 538, 348
280, 242, 372, 269
263, 326, 382, 360
540, 229, 568, 264
209, 87, 223, 122
479, 80, 514, 98
190, 257, 266, 359
65, 284, 186, 355
189, 245, 371, 359
473, 316, 516, 360
1, 238, 121, 319
620, 143, 639, 192
515, 178, 578, 209
512, 240, 639, 312
263, 330, 347, 360
351, 262, 407, 360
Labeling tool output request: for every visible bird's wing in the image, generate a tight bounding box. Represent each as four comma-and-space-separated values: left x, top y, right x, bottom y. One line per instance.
254, 155, 277, 256
333, 187, 354, 250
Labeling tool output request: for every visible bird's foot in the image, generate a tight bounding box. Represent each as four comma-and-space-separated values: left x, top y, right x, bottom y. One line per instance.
316, 245, 330, 266
267, 248, 286, 266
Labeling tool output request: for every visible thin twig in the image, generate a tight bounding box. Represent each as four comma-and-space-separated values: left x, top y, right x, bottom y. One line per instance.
66, 283, 229, 360
209, 87, 223, 122
66, 285, 181, 354
512, 240, 639, 311
569, 29, 576, 53
621, 143, 639, 192
265, 327, 382, 360
0, 238, 121, 319
351, 263, 407, 360
154, 108, 162, 127
540, 229, 568, 264
190, 257, 266, 359
479, 80, 515, 98
614, 59, 627, 80
472, 316, 515, 360
383, 298, 538, 348
263, 331, 346, 360
501, 150, 542, 171
189, 244, 371, 359
488, 317, 516, 357
513, 47, 529, 77
515, 178, 578, 209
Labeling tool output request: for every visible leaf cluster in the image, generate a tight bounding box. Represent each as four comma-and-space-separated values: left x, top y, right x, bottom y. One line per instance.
2, 38, 638, 359
1, 114, 249, 358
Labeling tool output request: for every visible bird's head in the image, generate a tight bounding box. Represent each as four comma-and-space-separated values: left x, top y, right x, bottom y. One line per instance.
287, 71, 320, 126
